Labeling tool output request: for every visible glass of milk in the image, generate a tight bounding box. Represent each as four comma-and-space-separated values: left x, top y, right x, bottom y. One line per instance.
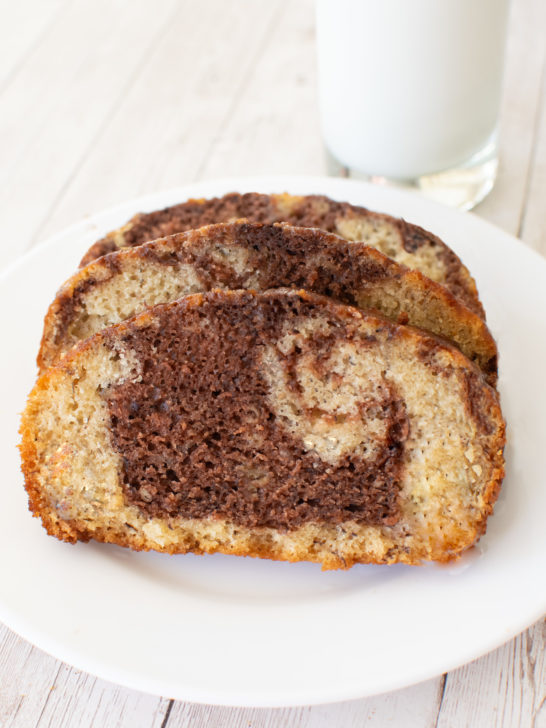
316, 0, 511, 209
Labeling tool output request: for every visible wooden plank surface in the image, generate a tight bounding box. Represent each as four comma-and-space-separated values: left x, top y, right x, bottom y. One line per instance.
476, 0, 546, 239
28, 0, 287, 248
196, 0, 324, 180
0, 0, 544, 726
437, 621, 546, 728
0, 0, 67, 92
165, 678, 444, 728
519, 60, 546, 254
0, 0, 182, 270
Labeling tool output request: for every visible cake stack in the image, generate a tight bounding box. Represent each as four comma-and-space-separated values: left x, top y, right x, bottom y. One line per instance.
20, 193, 505, 568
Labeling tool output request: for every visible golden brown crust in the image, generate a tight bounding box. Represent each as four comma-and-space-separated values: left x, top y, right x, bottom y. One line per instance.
79, 192, 483, 317
22, 289, 505, 568
39, 222, 497, 385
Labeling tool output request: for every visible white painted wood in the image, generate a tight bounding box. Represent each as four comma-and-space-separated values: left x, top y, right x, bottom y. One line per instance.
0, 625, 61, 728
475, 0, 546, 235
0, 0, 544, 725
196, 0, 325, 180
33, 0, 286, 246
520, 62, 546, 255
436, 620, 545, 728
166, 676, 443, 728
0, 625, 168, 728
0, 0, 67, 92
33, 664, 170, 728
0, 0, 181, 271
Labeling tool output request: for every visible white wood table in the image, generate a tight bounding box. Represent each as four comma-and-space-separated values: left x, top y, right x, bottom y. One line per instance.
1, 1, 544, 725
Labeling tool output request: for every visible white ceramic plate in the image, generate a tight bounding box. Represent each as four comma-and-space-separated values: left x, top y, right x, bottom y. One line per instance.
1, 177, 545, 707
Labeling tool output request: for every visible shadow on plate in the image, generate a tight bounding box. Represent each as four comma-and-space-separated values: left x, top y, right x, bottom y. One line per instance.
86, 542, 416, 606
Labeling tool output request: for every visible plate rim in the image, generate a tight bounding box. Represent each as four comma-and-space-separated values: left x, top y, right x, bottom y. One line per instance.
2, 175, 545, 707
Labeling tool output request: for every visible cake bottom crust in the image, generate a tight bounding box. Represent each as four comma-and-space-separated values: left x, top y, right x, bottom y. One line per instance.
33, 499, 498, 570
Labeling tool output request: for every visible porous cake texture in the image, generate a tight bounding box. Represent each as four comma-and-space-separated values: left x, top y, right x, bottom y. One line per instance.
80, 192, 483, 316
21, 289, 505, 569
39, 222, 497, 383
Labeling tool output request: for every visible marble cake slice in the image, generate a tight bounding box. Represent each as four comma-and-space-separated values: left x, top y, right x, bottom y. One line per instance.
39, 222, 497, 384
80, 192, 484, 317
21, 289, 505, 568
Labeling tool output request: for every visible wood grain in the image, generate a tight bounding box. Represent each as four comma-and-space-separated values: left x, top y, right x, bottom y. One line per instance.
0, 628, 61, 728
0, 630, 169, 728
0, 0, 67, 93
520, 61, 546, 255
0, 0, 181, 271
476, 0, 546, 237
31, 0, 287, 248
165, 678, 443, 728
196, 0, 324, 180
436, 620, 546, 728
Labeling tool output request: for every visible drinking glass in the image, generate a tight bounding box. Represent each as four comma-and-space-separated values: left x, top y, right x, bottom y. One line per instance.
316, 0, 511, 209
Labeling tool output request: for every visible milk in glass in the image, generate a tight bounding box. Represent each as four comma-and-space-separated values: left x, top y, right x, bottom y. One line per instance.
317, 0, 510, 181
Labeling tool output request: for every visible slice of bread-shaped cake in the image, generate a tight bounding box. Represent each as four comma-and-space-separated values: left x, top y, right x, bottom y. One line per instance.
80, 192, 483, 316
39, 222, 497, 384
21, 289, 505, 568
